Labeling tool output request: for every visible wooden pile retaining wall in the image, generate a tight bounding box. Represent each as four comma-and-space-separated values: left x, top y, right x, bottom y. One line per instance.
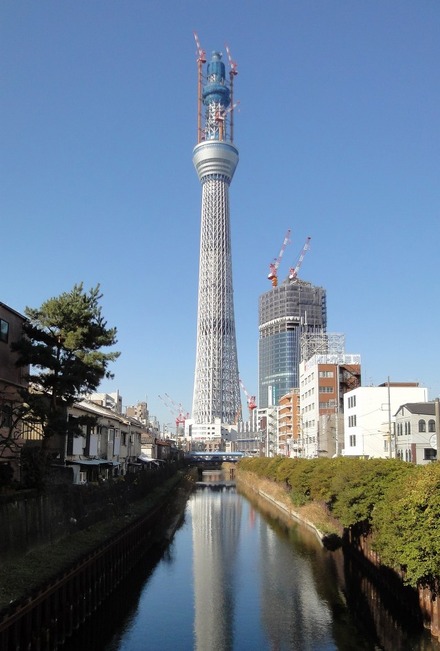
0, 471, 191, 650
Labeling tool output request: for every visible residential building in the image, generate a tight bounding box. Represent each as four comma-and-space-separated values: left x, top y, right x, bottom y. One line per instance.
395, 401, 440, 464
278, 389, 300, 457
0, 302, 28, 478
258, 279, 326, 410
343, 383, 428, 459
126, 401, 149, 426
299, 333, 361, 458
257, 406, 279, 457
64, 399, 147, 483
87, 390, 122, 414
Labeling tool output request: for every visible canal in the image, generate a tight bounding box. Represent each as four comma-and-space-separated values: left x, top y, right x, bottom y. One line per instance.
63, 474, 439, 651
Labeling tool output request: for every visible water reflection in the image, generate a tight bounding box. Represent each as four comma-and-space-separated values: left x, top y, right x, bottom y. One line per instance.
191, 486, 242, 650
62, 473, 440, 651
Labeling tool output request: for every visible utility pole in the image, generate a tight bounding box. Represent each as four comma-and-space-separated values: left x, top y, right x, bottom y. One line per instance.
436, 398, 440, 458
387, 377, 393, 458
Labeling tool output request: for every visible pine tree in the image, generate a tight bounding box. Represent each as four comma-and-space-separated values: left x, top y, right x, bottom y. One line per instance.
12, 283, 120, 448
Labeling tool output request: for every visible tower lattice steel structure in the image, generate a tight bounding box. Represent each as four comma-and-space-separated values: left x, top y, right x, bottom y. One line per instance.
191, 40, 241, 435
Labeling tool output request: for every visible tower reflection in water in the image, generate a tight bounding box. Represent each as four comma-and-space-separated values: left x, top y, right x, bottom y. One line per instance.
190, 479, 242, 651
259, 523, 333, 649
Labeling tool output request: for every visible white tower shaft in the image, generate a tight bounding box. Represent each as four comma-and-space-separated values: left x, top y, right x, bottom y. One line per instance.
191, 47, 241, 436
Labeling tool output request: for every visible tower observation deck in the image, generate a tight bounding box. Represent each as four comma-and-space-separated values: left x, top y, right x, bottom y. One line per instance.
190, 44, 241, 442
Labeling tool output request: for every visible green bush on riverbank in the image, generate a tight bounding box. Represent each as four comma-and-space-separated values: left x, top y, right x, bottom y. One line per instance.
238, 456, 440, 587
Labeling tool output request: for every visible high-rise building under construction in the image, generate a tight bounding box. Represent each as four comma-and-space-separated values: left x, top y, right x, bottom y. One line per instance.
258, 279, 327, 409
190, 39, 241, 442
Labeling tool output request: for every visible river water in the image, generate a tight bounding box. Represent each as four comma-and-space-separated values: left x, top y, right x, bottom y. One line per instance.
63, 475, 439, 651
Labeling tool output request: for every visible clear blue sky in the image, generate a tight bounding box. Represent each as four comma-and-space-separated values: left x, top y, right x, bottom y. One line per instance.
2, 1, 439, 429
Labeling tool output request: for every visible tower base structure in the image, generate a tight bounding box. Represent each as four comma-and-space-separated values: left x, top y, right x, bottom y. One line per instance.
185, 419, 239, 452
191, 141, 241, 443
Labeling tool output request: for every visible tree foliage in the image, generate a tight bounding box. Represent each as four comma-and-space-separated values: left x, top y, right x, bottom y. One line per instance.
238, 456, 440, 586
0, 392, 28, 460
11, 283, 120, 444
372, 463, 440, 586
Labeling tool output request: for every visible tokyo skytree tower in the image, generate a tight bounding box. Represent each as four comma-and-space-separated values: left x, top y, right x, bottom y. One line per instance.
191, 37, 241, 437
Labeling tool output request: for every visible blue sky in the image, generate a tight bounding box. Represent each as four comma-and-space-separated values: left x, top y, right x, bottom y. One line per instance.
2, 1, 439, 429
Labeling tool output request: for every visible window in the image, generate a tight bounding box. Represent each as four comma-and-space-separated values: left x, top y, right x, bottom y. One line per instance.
0, 404, 12, 429
428, 420, 436, 433
419, 419, 426, 433
348, 415, 357, 427
348, 395, 357, 408
424, 448, 437, 461
0, 319, 9, 343
349, 434, 356, 447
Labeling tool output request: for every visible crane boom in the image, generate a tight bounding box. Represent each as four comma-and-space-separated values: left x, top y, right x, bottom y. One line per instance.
225, 43, 238, 142
289, 236, 311, 280
239, 378, 257, 413
268, 229, 291, 287
193, 32, 206, 144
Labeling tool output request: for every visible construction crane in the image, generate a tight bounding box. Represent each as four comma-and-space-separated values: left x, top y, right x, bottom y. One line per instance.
158, 394, 182, 429
288, 236, 311, 281
239, 378, 257, 416
225, 43, 238, 142
215, 101, 240, 141
268, 229, 291, 287
165, 393, 190, 424
158, 395, 190, 434
193, 32, 206, 144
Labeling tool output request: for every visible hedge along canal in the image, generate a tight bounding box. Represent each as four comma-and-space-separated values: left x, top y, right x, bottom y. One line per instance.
0, 468, 195, 651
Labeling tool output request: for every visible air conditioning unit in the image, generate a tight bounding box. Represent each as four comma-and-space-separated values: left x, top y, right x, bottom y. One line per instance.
79, 471, 87, 484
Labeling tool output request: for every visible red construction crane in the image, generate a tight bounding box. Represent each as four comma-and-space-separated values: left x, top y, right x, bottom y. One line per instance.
225, 43, 238, 142
215, 101, 240, 140
288, 236, 311, 281
158, 395, 189, 431
165, 393, 190, 424
268, 229, 291, 287
239, 378, 257, 415
158, 394, 182, 428
193, 32, 206, 144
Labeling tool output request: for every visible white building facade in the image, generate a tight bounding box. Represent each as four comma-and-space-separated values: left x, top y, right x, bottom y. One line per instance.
299, 352, 361, 458
395, 401, 439, 465
343, 383, 428, 459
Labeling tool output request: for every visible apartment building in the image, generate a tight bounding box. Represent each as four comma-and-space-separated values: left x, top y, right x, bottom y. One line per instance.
299, 334, 361, 458
278, 389, 300, 457
0, 302, 28, 478
343, 383, 428, 458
